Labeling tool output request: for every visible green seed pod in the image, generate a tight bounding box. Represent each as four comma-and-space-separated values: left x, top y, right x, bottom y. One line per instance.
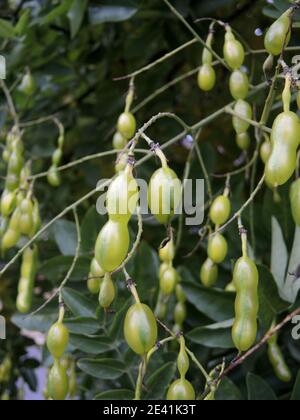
19, 71, 36, 96
19, 198, 34, 236
167, 379, 196, 401
115, 153, 128, 173
106, 165, 139, 223
148, 165, 182, 225
2, 228, 20, 250
47, 360, 69, 401
290, 179, 300, 226
90, 257, 105, 278
177, 337, 189, 378
113, 132, 127, 150
7, 150, 23, 176
207, 233, 228, 264
52, 148, 63, 166
159, 239, 175, 263
223, 30, 245, 70
5, 173, 19, 191
202, 32, 213, 64
87, 274, 101, 295
260, 140, 272, 164
232, 256, 259, 352
159, 262, 169, 278
47, 322, 69, 359
229, 70, 249, 100
174, 302, 187, 325
0, 218, 8, 241
1, 190, 16, 217
267, 335, 292, 383
200, 258, 219, 288
2, 148, 10, 162
16, 245, 38, 313
160, 266, 177, 295
29, 199, 41, 237
99, 273, 115, 309
117, 112, 136, 139
124, 303, 158, 355
264, 10, 291, 56
95, 220, 129, 272
2, 208, 21, 250
265, 111, 300, 187
210, 195, 231, 226
175, 284, 186, 303
155, 300, 168, 320
197, 64, 216, 92
232, 100, 252, 134
236, 132, 251, 151
47, 165, 61, 187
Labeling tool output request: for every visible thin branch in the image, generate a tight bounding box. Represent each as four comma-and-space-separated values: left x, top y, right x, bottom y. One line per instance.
175, 140, 196, 252
214, 174, 265, 236
114, 38, 198, 81
225, 107, 272, 133
28, 208, 81, 317
0, 80, 271, 276
0, 184, 101, 278
115, 206, 143, 274
29, 149, 149, 180
195, 140, 213, 204
156, 318, 210, 381
212, 149, 259, 178
162, 0, 229, 70
0, 79, 19, 128
221, 307, 300, 379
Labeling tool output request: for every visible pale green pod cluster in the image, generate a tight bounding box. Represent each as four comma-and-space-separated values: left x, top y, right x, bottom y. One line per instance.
232, 256, 259, 352
167, 337, 195, 400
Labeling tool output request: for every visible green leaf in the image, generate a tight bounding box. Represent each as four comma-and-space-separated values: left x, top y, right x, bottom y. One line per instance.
247, 373, 277, 400
65, 317, 100, 335
132, 241, 159, 301
271, 217, 288, 299
88, 1, 138, 24
187, 319, 234, 349
68, 0, 88, 38
39, 256, 90, 284
80, 206, 106, 253
182, 282, 235, 322
215, 377, 244, 400
272, 0, 290, 13
94, 389, 134, 400
263, 7, 281, 19
109, 299, 131, 340
77, 358, 126, 380
291, 370, 300, 400
61, 287, 98, 319
258, 265, 289, 314
285, 227, 300, 304
0, 19, 15, 38
69, 334, 114, 354
11, 311, 57, 333
257, 265, 290, 333
53, 219, 77, 256
40, 0, 73, 25
15, 10, 31, 36
195, 0, 236, 15
145, 362, 177, 400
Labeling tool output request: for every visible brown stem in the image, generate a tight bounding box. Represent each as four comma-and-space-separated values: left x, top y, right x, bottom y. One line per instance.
220, 307, 300, 379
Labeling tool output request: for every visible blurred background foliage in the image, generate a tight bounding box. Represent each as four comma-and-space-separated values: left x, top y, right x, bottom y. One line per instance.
0, 0, 300, 400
